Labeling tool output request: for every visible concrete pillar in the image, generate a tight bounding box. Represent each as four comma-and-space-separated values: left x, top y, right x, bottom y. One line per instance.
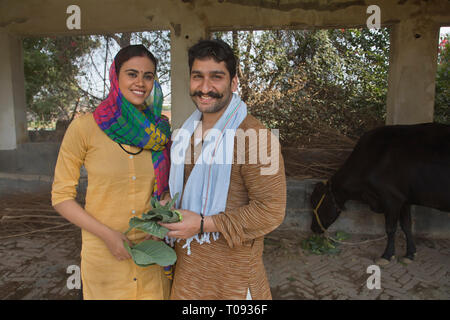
170, 23, 208, 129
0, 31, 28, 150
386, 19, 440, 125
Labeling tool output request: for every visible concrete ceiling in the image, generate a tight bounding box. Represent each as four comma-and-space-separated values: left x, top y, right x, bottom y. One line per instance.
1, 0, 449, 36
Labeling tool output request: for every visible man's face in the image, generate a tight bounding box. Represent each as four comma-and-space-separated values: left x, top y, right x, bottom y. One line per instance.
189, 58, 238, 114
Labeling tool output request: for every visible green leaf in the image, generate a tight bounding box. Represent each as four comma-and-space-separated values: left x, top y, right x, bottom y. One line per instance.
123, 240, 132, 256
151, 197, 160, 209
335, 231, 350, 241
301, 234, 342, 255
128, 240, 177, 267
142, 207, 180, 223
165, 192, 179, 209
127, 216, 169, 239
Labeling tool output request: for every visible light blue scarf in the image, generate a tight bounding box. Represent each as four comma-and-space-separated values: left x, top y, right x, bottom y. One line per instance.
168, 93, 247, 254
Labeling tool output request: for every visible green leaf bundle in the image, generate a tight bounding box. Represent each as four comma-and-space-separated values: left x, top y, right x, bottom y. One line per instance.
124, 193, 181, 267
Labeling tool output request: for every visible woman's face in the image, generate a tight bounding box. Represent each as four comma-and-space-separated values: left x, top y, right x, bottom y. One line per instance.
118, 56, 155, 107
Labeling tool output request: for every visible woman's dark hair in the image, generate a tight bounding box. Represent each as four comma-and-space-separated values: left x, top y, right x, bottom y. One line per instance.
188, 39, 237, 79
114, 44, 157, 74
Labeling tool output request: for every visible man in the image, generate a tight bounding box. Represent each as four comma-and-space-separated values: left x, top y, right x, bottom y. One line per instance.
160, 39, 286, 299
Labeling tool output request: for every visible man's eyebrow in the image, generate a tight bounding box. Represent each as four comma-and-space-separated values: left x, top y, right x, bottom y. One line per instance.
210, 70, 226, 75
191, 70, 226, 75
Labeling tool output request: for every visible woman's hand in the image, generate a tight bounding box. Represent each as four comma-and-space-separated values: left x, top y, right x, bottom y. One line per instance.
102, 228, 133, 261
143, 234, 161, 241
159, 194, 172, 207
159, 198, 170, 207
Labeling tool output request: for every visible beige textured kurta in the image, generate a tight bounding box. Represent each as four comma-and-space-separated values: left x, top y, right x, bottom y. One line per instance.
170, 114, 286, 300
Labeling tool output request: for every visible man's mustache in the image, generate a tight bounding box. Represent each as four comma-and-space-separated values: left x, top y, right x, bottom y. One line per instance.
190, 91, 223, 99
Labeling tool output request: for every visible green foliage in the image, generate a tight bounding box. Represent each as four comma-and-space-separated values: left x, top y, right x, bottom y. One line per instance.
215, 28, 390, 143
435, 34, 450, 124
335, 231, 350, 241
24, 32, 171, 129
23, 36, 100, 125
124, 193, 180, 267
301, 231, 350, 255
25, 29, 447, 134
301, 234, 340, 255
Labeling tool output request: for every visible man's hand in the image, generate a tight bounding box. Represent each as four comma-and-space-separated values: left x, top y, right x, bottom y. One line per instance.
159, 209, 202, 239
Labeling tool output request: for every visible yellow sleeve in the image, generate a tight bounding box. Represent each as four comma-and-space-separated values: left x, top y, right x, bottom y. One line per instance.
51, 116, 88, 206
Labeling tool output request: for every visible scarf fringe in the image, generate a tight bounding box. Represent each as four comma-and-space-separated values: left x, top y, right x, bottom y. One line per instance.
164, 232, 220, 255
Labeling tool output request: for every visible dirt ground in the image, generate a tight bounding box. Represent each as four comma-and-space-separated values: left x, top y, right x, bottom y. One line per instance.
0, 192, 448, 300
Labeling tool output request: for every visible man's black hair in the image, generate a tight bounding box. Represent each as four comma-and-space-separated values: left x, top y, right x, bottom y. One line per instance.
188, 39, 237, 79
114, 44, 157, 74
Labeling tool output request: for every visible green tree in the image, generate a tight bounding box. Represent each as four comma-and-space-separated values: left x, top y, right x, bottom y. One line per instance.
24, 31, 171, 129
214, 28, 389, 144
23, 36, 100, 126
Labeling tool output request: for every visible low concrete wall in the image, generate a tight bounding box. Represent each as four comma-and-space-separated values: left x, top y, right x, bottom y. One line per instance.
0, 142, 60, 176
1, 143, 449, 238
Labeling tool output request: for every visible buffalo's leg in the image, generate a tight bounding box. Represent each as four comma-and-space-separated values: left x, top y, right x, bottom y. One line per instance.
399, 204, 416, 261
381, 209, 399, 262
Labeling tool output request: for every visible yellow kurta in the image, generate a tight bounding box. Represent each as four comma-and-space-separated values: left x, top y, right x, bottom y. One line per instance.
51, 113, 171, 300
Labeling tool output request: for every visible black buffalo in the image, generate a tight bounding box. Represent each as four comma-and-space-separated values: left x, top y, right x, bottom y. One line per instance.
310, 123, 450, 264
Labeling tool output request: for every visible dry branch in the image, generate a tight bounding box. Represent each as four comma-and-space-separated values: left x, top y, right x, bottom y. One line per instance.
0, 223, 74, 240
4, 208, 55, 213
1, 214, 64, 220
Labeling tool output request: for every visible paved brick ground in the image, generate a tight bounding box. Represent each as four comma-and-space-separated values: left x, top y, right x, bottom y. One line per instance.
265, 229, 450, 300
0, 193, 448, 300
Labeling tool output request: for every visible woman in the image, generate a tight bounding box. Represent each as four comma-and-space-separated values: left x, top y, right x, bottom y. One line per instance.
52, 45, 172, 300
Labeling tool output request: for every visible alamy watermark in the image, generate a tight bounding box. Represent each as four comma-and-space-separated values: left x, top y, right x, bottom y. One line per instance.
366, 265, 381, 290
366, 5, 381, 30
66, 265, 81, 290
66, 5, 81, 30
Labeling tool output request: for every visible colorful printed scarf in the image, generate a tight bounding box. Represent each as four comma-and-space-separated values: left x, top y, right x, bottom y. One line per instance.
93, 61, 171, 200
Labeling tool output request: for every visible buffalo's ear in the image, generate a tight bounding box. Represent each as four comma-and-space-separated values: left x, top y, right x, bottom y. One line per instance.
316, 181, 326, 190
316, 181, 327, 194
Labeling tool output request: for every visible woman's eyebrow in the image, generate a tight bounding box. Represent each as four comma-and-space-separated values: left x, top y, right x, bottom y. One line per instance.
125, 68, 154, 75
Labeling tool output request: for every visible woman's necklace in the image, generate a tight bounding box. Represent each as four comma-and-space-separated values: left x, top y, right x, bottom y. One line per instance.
118, 143, 144, 155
